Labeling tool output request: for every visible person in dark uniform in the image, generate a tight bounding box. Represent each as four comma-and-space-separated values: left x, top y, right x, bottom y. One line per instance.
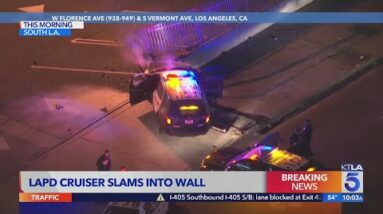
302, 119, 313, 156
288, 128, 302, 154
289, 128, 301, 146
96, 150, 112, 171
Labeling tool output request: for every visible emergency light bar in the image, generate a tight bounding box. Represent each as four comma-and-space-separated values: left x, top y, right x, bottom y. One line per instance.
162, 70, 195, 79
161, 70, 202, 100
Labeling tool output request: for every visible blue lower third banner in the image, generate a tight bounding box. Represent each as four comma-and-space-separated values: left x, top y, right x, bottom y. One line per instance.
3, 12, 383, 23
77, 193, 323, 202
18, 194, 323, 214
19, 29, 71, 37
20, 193, 364, 203
21, 193, 322, 202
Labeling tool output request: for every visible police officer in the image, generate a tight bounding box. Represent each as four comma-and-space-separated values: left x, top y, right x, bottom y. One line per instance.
96, 150, 112, 171
289, 128, 301, 146
288, 128, 302, 154
302, 119, 313, 156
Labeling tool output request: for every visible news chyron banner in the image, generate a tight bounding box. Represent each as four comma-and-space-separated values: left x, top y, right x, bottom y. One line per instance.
19, 166, 363, 203
14, 13, 383, 37
19, 21, 84, 37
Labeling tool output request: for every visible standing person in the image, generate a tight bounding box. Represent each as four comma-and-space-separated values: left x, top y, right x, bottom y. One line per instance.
288, 128, 302, 155
289, 128, 301, 147
302, 119, 313, 156
96, 150, 112, 171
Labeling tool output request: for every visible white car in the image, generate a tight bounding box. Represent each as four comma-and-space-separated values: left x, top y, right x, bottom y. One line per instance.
130, 61, 223, 135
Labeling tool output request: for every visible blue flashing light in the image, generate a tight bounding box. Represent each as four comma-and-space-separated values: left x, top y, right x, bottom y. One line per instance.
178, 70, 195, 79
263, 146, 273, 151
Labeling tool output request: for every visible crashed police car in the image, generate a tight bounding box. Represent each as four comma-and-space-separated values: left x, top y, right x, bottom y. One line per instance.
129, 61, 222, 135
200, 144, 325, 171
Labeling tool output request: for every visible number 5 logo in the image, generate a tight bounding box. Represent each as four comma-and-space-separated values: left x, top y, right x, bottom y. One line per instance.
344, 172, 360, 192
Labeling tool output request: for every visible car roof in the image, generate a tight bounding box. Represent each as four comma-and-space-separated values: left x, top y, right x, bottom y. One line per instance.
228, 146, 309, 171
204, 147, 246, 170
159, 70, 203, 100
147, 61, 197, 74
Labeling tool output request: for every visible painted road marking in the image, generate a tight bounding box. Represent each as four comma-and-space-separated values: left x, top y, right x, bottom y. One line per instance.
70, 38, 124, 47
122, 10, 145, 13
18, 4, 45, 13
0, 136, 10, 150
31, 65, 136, 75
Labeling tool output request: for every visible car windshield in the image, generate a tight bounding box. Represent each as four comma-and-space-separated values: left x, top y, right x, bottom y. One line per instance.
171, 100, 207, 117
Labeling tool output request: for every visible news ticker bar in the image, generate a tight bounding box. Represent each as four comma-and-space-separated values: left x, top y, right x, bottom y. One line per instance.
1, 12, 383, 23
19, 193, 363, 203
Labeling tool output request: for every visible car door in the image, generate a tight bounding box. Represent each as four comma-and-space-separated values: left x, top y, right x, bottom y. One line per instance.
152, 82, 165, 113
129, 73, 157, 105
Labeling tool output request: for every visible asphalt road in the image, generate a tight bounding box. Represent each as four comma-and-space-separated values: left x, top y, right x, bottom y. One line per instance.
268, 65, 383, 214
0, 1, 216, 213
179, 51, 383, 214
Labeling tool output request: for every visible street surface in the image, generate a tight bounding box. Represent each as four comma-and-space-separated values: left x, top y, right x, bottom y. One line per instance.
178, 54, 383, 214
267, 62, 383, 214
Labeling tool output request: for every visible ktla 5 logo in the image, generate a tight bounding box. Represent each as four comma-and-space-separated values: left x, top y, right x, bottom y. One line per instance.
342, 171, 363, 193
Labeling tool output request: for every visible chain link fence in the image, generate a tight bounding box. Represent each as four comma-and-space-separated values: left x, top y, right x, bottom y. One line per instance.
132, 0, 283, 60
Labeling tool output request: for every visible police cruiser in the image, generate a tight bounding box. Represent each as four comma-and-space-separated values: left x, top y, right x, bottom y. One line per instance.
129, 61, 222, 135
201, 144, 325, 171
